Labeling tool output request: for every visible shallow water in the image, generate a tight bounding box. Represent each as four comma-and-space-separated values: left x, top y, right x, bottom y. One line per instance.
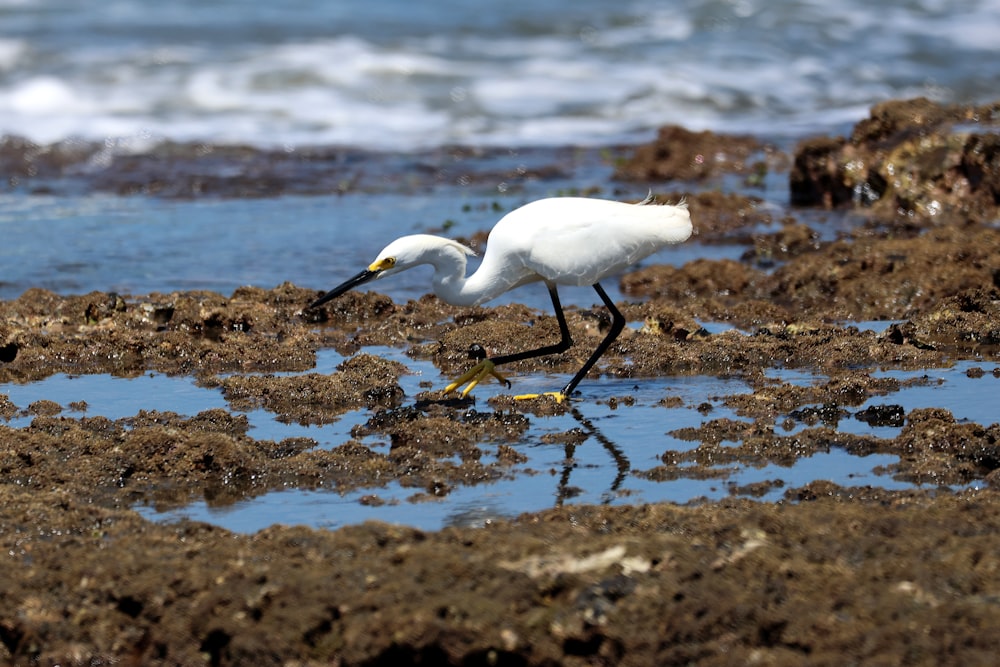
769, 361, 1000, 438
0, 184, 705, 307
7, 345, 993, 532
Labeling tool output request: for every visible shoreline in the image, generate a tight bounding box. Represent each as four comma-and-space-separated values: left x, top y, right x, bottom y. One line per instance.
3, 97, 1000, 664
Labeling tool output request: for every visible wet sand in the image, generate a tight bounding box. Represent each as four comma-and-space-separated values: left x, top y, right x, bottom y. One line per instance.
3, 98, 1000, 664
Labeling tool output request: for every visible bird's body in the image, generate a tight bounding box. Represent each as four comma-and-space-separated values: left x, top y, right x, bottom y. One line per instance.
309, 195, 692, 400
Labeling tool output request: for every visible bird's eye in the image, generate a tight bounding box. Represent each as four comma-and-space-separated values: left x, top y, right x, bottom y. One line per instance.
370, 257, 396, 272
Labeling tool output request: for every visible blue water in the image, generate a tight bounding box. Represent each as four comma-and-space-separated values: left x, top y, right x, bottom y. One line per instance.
0, 188, 700, 305
2, 0, 998, 149
2, 347, 920, 531
11, 343, 991, 532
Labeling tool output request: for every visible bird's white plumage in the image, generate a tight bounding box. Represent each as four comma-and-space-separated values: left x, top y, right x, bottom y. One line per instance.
489, 196, 691, 287
310, 195, 693, 399
365, 196, 691, 307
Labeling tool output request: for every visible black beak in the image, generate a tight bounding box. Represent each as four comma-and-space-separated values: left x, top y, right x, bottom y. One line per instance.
307, 269, 381, 309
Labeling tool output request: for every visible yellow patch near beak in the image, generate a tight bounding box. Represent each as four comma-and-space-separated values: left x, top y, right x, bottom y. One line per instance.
368, 257, 396, 272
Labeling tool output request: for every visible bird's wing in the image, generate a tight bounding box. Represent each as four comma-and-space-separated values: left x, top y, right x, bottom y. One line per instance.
498, 198, 691, 286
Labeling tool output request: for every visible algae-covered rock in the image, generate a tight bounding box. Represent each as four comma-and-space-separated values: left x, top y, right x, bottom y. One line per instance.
790, 97, 1000, 224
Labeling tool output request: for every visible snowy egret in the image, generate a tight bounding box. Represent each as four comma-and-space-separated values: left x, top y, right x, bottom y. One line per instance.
308, 195, 692, 401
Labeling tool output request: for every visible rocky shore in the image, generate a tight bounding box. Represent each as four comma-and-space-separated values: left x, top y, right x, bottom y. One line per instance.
2, 98, 1000, 665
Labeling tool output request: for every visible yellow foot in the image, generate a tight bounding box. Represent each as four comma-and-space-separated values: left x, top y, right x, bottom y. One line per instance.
513, 391, 569, 404
443, 359, 511, 399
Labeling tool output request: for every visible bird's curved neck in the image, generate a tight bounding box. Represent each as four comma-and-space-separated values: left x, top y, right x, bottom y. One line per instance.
429, 245, 504, 307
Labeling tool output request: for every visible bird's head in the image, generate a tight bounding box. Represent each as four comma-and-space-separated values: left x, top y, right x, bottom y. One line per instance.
306, 234, 474, 310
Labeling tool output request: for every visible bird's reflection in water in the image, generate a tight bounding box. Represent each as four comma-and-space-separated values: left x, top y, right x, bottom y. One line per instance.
554, 406, 630, 507
431, 397, 633, 528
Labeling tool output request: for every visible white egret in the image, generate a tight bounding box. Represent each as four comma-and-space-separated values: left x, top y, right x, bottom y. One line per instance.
308, 195, 692, 401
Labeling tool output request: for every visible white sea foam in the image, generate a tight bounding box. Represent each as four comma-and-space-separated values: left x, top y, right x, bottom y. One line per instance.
0, 38, 26, 71
0, 0, 998, 149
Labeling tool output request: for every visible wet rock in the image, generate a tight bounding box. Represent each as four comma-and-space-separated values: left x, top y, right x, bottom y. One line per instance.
788, 403, 848, 428
26, 400, 62, 416
0, 286, 322, 382
789, 136, 852, 207
888, 408, 1000, 485
0, 394, 17, 420
742, 223, 820, 267
614, 125, 774, 181
0, 341, 17, 363
790, 97, 1000, 224
904, 288, 1000, 350
0, 138, 622, 199
621, 257, 759, 302
0, 135, 98, 187
672, 191, 777, 242
218, 353, 408, 425
854, 404, 905, 427
627, 223, 1000, 324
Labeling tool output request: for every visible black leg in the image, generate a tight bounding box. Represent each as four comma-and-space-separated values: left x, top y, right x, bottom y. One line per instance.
446, 282, 623, 400
559, 282, 624, 398
490, 285, 573, 365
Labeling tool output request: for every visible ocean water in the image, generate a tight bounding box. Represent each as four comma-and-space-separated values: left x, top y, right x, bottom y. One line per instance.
0, 189, 708, 304
2, 0, 998, 151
